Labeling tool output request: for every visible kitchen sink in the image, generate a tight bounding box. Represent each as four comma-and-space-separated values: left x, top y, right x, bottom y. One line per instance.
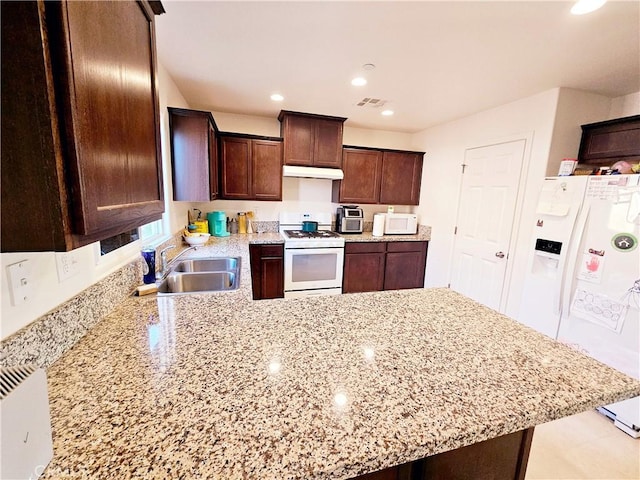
172, 257, 240, 273
158, 271, 238, 294
157, 256, 241, 295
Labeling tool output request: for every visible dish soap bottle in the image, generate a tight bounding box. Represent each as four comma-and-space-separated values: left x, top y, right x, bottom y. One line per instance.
238, 212, 247, 234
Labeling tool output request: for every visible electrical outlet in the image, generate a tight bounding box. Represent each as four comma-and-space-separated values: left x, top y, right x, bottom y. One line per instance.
55, 251, 81, 282
6, 260, 33, 306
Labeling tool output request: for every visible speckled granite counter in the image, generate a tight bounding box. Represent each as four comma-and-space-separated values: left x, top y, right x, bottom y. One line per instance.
41, 233, 639, 480
340, 225, 431, 243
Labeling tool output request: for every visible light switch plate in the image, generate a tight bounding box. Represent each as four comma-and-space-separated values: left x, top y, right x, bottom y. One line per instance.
6, 260, 32, 306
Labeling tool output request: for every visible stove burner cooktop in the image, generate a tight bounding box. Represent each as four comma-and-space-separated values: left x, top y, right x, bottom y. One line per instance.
284, 230, 341, 239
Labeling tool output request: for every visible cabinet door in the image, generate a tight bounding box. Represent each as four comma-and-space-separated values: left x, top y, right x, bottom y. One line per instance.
379, 152, 423, 205
343, 253, 385, 293
250, 244, 284, 300
314, 118, 344, 168
334, 148, 382, 204
252, 140, 283, 200
578, 116, 640, 165
169, 112, 211, 201
343, 242, 385, 293
51, 0, 164, 235
384, 242, 428, 290
1, 0, 163, 252
283, 115, 314, 166
209, 123, 219, 199
221, 137, 252, 199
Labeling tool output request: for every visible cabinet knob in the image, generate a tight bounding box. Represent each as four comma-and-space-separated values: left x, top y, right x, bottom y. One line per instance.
495, 251, 505, 259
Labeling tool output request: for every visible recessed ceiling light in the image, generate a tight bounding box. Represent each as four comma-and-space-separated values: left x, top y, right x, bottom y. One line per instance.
381, 110, 394, 116
571, 0, 606, 15
351, 77, 367, 87
362, 63, 376, 71
270, 93, 284, 101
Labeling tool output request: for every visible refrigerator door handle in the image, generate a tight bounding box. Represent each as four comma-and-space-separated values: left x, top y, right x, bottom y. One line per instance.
559, 204, 591, 323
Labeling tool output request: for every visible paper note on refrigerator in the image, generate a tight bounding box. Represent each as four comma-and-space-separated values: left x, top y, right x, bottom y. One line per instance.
570, 288, 627, 333
577, 251, 605, 283
536, 202, 570, 216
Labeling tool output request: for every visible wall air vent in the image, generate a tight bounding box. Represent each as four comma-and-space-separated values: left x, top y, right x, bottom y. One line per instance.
356, 98, 387, 108
1, 364, 54, 478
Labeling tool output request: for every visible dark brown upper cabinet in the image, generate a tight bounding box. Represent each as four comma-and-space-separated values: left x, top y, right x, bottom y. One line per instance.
335, 148, 383, 204
333, 147, 424, 205
578, 115, 640, 166
278, 111, 346, 168
168, 108, 219, 201
1, 0, 165, 252
220, 133, 283, 201
379, 151, 424, 205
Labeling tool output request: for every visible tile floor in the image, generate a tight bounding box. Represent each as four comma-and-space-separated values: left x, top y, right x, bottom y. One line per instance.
526, 410, 640, 479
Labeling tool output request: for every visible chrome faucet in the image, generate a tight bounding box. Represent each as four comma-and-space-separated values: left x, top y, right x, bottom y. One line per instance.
157, 245, 198, 280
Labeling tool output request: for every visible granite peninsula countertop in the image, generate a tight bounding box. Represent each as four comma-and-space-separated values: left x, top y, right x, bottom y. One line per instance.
42, 235, 640, 479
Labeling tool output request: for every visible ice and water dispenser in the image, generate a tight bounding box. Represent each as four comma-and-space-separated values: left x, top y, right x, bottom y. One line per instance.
532, 238, 563, 277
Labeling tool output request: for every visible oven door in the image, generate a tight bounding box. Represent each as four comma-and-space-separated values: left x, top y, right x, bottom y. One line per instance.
284, 247, 344, 293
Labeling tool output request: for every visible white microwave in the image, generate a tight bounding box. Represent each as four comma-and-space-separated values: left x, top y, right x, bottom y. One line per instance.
384, 213, 418, 235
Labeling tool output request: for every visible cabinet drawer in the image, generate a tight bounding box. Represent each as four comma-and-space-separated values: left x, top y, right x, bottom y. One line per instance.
255, 244, 283, 257
386, 241, 427, 253
345, 242, 386, 254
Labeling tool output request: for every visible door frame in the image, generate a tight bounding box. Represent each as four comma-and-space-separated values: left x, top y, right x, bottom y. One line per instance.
448, 131, 534, 313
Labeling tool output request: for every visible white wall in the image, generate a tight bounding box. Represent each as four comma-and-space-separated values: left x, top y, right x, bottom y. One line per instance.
546, 88, 611, 176
161, 67, 194, 234
411, 88, 561, 321
410, 87, 636, 321
609, 91, 640, 119
0, 63, 190, 340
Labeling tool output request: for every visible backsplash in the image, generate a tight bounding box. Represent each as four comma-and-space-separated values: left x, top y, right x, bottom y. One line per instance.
0, 259, 142, 368
0, 234, 178, 368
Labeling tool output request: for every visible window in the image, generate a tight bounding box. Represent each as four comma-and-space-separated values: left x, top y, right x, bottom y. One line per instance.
95, 219, 166, 273
99, 229, 140, 255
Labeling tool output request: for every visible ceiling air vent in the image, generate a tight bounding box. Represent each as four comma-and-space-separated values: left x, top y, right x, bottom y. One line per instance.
356, 98, 387, 108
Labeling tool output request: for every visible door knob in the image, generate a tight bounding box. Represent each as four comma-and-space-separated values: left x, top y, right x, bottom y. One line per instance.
495, 251, 505, 258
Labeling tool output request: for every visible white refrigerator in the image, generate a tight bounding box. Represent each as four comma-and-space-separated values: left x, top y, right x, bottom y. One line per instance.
519, 175, 640, 437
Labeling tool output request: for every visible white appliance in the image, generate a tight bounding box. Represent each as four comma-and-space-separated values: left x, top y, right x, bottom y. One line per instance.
519, 175, 640, 437
384, 213, 418, 235
279, 212, 345, 298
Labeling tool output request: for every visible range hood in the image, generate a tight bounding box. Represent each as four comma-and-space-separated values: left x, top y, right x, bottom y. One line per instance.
282, 165, 344, 180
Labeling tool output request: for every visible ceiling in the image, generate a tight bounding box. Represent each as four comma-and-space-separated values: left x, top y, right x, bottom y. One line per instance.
155, 1, 640, 133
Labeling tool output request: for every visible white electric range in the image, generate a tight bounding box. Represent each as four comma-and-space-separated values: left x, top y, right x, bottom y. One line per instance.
279, 212, 345, 298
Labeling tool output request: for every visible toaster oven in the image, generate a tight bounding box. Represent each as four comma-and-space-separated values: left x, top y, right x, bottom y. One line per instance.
336, 206, 364, 234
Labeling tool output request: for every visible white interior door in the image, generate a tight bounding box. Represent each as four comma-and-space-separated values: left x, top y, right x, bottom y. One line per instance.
450, 140, 526, 311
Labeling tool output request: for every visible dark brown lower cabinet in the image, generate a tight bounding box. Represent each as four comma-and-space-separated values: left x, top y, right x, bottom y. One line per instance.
350, 427, 534, 480
384, 242, 428, 290
343, 242, 386, 293
249, 244, 284, 300
343, 241, 428, 293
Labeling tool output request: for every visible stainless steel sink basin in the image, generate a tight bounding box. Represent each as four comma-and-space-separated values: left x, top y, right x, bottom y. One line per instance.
157, 271, 238, 294
156, 256, 241, 295
173, 257, 240, 273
